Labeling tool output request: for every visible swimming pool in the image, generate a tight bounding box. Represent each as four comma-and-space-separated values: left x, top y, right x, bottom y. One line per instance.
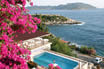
33, 52, 78, 69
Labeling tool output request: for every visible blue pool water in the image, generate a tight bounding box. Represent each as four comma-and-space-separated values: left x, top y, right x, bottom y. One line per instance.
33, 52, 78, 69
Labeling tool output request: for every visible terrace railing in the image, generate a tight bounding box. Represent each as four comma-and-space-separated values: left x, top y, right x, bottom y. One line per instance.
22, 37, 49, 50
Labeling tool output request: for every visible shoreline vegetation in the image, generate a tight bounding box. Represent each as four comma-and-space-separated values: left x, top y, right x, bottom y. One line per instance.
32, 14, 82, 25
43, 34, 97, 56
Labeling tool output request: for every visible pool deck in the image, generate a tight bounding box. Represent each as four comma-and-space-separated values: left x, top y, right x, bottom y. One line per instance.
45, 50, 88, 69
31, 49, 93, 69
31, 50, 45, 61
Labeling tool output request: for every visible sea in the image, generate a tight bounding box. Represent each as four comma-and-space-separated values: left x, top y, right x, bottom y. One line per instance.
29, 9, 104, 57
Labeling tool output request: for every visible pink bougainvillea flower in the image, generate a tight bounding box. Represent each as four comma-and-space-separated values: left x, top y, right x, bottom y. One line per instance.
56, 66, 62, 69
48, 63, 62, 69
30, 2, 33, 6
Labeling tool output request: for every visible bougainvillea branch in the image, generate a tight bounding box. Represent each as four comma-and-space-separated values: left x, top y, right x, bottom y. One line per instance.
0, 0, 40, 69
48, 64, 62, 69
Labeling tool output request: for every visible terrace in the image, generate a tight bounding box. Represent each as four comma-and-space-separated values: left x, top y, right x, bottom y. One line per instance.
22, 37, 51, 50
14, 31, 51, 50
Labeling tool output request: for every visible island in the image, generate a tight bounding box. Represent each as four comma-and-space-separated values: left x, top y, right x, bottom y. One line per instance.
27, 2, 96, 10
32, 14, 82, 25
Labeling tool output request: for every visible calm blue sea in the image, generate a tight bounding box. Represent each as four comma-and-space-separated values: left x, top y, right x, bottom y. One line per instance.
29, 9, 104, 56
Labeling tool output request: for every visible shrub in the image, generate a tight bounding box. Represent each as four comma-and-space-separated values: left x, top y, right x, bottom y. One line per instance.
88, 47, 96, 55
43, 35, 77, 57
37, 23, 49, 32
51, 37, 76, 57
80, 46, 89, 54
80, 46, 96, 55
69, 45, 78, 50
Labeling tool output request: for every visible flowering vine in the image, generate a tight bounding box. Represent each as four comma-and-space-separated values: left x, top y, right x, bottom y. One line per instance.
48, 64, 62, 69
0, 0, 40, 69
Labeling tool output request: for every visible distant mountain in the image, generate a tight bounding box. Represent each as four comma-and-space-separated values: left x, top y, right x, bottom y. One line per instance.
54, 3, 96, 10
26, 3, 97, 10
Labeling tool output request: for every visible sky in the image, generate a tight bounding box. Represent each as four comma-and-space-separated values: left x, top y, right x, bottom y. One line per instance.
26, 0, 104, 8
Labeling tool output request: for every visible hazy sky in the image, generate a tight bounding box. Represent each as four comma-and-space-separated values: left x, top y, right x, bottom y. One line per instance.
26, 0, 104, 8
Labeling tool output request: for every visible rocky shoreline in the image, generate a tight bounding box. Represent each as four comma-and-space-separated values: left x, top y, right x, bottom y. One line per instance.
45, 19, 82, 25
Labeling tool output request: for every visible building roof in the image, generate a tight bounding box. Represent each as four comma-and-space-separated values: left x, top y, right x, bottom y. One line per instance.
14, 31, 50, 41
60, 40, 69, 44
